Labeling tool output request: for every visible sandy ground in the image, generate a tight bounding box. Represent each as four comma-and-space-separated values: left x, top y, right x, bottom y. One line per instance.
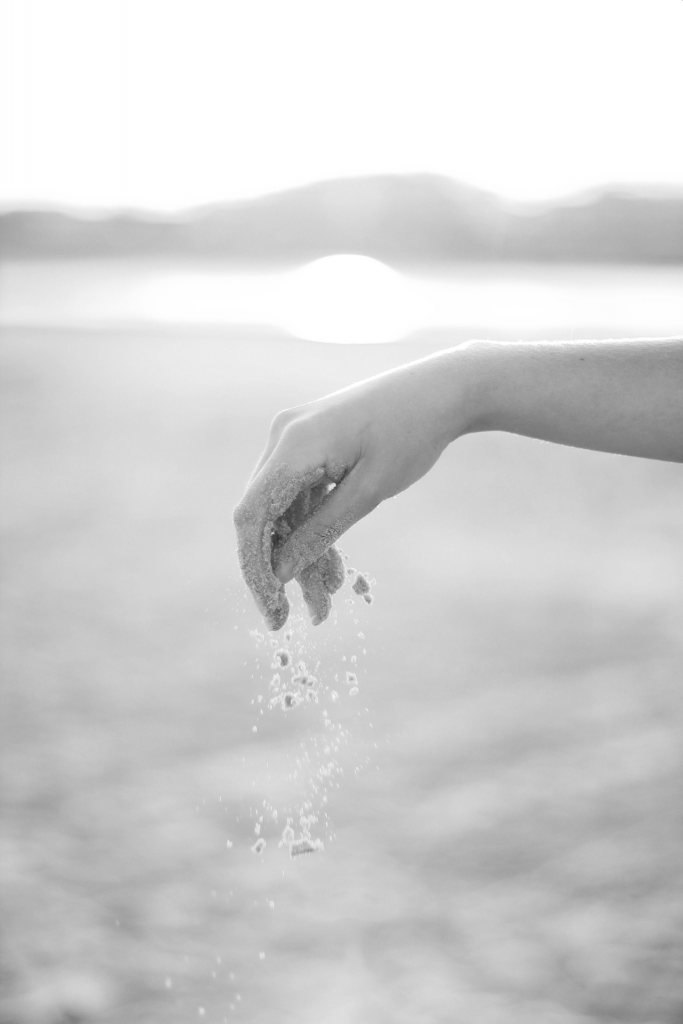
1, 324, 682, 1023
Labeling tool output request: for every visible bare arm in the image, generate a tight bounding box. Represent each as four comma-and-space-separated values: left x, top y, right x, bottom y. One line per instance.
234, 336, 682, 627
469, 337, 683, 462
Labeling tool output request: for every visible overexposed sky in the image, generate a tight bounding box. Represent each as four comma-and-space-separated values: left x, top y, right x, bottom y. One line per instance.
1, 0, 681, 210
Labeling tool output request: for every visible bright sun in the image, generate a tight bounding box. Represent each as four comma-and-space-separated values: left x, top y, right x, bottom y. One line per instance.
278, 255, 418, 345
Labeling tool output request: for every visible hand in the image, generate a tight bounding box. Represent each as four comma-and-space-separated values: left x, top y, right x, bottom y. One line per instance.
233, 345, 475, 628
234, 335, 683, 629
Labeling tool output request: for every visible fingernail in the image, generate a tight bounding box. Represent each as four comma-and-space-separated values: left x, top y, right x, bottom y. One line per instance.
275, 560, 295, 584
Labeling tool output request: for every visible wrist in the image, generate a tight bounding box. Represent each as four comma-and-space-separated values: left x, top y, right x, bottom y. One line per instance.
436, 339, 500, 443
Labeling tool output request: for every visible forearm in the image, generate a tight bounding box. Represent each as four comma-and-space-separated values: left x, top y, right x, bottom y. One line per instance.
458, 337, 683, 463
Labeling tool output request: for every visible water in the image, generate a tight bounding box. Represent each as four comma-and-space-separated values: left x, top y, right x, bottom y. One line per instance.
1, 256, 680, 342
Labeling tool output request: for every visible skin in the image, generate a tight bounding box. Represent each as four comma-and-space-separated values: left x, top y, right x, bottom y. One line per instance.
235, 336, 683, 626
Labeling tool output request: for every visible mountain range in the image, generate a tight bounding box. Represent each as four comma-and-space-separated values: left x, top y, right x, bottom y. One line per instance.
1, 174, 682, 264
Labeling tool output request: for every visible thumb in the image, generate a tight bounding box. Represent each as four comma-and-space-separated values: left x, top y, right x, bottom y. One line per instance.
274, 465, 378, 583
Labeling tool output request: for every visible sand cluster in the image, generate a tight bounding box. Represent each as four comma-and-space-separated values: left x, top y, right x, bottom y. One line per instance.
351, 570, 374, 604
269, 658, 320, 711
279, 816, 324, 858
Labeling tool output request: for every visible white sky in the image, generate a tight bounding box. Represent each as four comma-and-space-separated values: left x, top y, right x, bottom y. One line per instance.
0, 0, 682, 210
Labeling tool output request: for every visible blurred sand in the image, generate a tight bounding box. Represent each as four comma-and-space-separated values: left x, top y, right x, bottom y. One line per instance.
1, 324, 682, 1023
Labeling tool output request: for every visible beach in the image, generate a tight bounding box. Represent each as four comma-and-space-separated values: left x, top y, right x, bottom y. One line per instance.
1, 320, 682, 1022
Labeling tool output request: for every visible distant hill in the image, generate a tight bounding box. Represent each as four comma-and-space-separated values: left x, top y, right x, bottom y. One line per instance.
1, 174, 682, 264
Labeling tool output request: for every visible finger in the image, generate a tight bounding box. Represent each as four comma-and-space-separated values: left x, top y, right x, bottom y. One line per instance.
233, 462, 328, 631
279, 480, 342, 626
267, 471, 340, 627
273, 465, 378, 584
291, 544, 345, 627
319, 544, 345, 595
296, 562, 332, 627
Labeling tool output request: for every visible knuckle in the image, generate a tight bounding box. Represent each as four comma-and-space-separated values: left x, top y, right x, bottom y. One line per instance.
301, 520, 337, 557
232, 493, 259, 529
269, 407, 298, 437
232, 500, 247, 528
309, 522, 333, 545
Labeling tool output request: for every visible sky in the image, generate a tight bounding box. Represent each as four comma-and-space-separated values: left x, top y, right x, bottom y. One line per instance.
1, 0, 682, 211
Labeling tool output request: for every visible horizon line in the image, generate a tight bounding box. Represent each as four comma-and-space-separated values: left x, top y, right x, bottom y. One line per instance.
1, 173, 682, 220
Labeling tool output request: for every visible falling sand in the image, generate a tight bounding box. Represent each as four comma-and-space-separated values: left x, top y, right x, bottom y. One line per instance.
240, 497, 377, 859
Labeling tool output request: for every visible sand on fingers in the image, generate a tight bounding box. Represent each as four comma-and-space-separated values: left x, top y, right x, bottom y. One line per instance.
234, 463, 345, 630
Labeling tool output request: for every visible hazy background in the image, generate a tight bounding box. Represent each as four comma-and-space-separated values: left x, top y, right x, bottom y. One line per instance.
1, 1, 682, 1022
